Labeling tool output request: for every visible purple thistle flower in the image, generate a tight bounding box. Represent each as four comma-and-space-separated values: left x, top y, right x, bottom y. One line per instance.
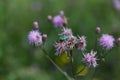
50, 11, 67, 27
53, 15, 65, 27
28, 30, 42, 46
99, 34, 115, 49
60, 28, 73, 38
83, 50, 98, 67
55, 38, 76, 55
55, 42, 67, 56
76, 36, 86, 50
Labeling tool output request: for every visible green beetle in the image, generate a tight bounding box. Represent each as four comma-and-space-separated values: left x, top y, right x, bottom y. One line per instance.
59, 35, 69, 41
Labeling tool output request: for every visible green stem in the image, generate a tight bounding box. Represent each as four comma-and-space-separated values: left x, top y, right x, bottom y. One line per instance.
101, 49, 108, 62
69, 50, 77, 80
90, 68, 96, 80
40, 47, 74, 80
94, 34, 98, 50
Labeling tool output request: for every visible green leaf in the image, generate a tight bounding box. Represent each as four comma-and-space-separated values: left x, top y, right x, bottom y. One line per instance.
76, 65, 88, 76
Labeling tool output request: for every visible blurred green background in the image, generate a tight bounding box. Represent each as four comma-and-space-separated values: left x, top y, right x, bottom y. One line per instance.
0, 0, 120, 80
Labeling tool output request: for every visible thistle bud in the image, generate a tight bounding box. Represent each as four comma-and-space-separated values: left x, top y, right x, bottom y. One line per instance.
33, 21, 39, 30
47, 15, 52, 21
117, 37, 120, 44
42, 34, 47, 41
96, 27, 101, 34
60, 10, 64, 16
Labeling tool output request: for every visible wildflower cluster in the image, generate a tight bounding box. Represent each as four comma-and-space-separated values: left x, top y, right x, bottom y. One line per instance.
27, 11, 120, 80
55, 28, 76, 55
55, 28, 87, 56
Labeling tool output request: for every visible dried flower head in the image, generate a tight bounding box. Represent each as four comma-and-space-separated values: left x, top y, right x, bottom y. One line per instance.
76, 36, 86, 50
28, 30, 42, 46
99, 34, 115, 49
65, 36, 77, 50
83, 50, 98, 67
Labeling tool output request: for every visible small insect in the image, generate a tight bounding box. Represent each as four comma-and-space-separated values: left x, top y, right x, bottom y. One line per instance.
59, 35, 69, 41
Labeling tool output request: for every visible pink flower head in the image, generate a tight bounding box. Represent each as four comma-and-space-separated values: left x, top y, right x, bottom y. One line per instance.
53, 15, 64, 27
83, 50, 98, 67
60, 28, 73, 38
76, 36, 86, 50
28, 30, 42, 46
55, 42, 67, 56
99, 34, 115, 49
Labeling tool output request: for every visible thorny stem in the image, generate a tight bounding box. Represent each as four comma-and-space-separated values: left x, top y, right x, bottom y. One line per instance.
69, 50, 77, 80
40, 47, 74, 80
